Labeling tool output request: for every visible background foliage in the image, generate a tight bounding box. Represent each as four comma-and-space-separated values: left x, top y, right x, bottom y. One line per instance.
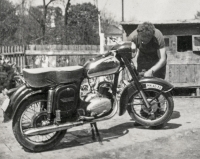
0, 0, 118, 45
0, 0, 19, 45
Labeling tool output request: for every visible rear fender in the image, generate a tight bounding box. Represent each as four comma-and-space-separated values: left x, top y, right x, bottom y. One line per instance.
3, 85, 26, 121
119, 77, 174, 116
3, 85, 44, 122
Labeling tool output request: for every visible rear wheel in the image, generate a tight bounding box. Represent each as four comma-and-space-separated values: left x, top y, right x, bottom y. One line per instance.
127, 89, 174, 128
12, 94, 66, 152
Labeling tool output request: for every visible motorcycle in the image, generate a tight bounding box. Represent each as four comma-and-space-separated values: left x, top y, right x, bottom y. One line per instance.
1, 41, 174, 152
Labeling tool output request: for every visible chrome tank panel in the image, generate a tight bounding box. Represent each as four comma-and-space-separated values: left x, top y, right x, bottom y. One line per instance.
85, 55, 120, 78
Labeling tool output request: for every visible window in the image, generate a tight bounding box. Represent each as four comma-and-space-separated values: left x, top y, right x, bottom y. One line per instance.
192, 35, 200, 51
164, 38, 169, 47
177, 36, 192, 52
164, 37, 171, 52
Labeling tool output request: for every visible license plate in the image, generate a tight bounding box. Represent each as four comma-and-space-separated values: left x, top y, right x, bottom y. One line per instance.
1, 97, 10, 112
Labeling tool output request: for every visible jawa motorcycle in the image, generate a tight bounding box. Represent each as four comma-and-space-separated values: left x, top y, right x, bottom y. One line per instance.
1, 41, 174, 152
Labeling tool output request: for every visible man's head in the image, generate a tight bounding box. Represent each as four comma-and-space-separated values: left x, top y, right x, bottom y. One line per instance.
137, 22, 155, 44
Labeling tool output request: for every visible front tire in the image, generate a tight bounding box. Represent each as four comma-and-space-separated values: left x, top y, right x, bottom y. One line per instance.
12, 94, 66, 152
127, 89, 174, 128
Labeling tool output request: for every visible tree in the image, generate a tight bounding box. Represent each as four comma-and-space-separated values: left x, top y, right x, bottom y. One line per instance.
13, 0, 70, 44
100, 9, 120, 34
195, 11, 200, 19
45, 6, 65, 44
0, 0, 19, 45
64, 3, 99, 45
0, 0, 117, 45
28, 0, 56, 43
19, 0, 70, 44
64, 0, 71, 25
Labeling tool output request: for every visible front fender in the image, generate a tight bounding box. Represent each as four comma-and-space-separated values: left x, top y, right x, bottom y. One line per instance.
3, 85, 44, 122
119, 77, 174, 116
140, 77, 174, 92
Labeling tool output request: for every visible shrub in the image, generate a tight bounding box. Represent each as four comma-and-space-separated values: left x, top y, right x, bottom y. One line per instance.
0, 55, 19, 93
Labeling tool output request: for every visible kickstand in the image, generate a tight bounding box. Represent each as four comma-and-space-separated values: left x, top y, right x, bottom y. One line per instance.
90, 123, 96, 141
90, 123, 103, 145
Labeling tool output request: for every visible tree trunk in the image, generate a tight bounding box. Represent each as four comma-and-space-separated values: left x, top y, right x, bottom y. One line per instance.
64, 0, 71, 25
64, 0, 71, 44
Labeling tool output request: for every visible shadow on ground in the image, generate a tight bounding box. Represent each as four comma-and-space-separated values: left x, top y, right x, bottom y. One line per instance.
171, 111, 181, 119
51, 122, 134, 151
135, 111, 182, 130
23, 111, 181, 153
49, 111, 181, 151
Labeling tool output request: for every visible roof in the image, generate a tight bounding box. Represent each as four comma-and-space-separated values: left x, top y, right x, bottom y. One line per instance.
120, 19, 200, 25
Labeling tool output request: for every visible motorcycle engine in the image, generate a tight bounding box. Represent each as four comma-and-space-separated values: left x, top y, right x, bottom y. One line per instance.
86, 97, 112, 117
83, 81, 113, 117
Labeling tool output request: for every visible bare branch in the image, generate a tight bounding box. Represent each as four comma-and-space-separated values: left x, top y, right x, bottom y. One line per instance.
27, 9, 41, 25
46, 0, 56, 8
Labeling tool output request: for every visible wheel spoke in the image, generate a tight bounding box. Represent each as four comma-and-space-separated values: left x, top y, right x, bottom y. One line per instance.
22, 114, 32, 120
19, 99, 59, 143
147, 92, 162, 104
131, 90, 169, 120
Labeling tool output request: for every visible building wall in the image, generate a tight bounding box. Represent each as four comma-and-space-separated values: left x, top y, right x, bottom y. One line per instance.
122, 24, 200, 37
156, 24, 200, 35
122, 23, 200, 88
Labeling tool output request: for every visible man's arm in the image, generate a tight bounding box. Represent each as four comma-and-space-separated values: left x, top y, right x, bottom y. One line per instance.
144, 47, 166, 77
133, 48, 139, 69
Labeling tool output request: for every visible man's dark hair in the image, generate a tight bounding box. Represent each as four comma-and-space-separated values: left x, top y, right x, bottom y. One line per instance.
137, 22, 155, 38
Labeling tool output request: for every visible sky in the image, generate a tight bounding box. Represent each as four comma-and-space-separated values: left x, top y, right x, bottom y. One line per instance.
11, 0, 200, 22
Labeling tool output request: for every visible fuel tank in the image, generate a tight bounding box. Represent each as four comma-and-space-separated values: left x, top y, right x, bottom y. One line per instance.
83, 53, 120, 78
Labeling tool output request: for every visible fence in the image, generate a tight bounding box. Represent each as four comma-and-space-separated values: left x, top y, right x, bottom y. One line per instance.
0, 45, 100, 71
1, 45, 200, 95
0, 46, 26, 72
25, 45, 100, 68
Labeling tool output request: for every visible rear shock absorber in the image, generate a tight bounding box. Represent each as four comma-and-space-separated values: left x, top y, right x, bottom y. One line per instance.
47, 88, 54, 121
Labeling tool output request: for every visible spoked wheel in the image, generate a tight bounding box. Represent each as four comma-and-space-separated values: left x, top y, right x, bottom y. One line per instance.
127, 89, 174, 128
12, 94, 66, 152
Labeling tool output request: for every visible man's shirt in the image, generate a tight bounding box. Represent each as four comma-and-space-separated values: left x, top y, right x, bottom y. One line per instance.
127, 28, 166, 79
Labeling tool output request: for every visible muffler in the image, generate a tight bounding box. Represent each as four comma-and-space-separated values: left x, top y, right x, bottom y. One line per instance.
24, 97, 118, 136
24, 121, 84, 136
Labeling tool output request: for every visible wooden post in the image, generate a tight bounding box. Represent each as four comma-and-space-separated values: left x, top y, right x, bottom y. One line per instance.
2, 46, 4, 53
196, 87, 200, 96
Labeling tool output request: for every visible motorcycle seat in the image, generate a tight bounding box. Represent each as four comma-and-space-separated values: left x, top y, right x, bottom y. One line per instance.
23, 66, 84, 88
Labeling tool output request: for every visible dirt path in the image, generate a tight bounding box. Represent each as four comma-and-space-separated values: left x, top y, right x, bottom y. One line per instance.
0, 95, 200, 159
79, 128, 200, 159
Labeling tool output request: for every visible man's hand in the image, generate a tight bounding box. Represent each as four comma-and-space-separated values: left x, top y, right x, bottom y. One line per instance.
144, 69, 154, 77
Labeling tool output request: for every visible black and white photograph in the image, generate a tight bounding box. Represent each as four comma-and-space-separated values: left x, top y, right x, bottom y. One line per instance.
1, 0, 200, 158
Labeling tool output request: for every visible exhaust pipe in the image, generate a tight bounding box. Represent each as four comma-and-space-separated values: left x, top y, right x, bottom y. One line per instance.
24, 97, 118, 136
24, 121, 84, 136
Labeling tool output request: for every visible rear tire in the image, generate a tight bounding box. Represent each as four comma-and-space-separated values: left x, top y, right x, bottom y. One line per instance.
12, 94, 66, 152
127, 89, 174, 128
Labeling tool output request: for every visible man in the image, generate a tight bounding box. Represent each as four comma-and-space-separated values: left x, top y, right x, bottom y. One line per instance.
127, 22, 167, 127
127, 22, 167, 79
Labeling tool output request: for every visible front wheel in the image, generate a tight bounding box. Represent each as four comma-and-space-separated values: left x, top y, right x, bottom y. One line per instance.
12, 94, 66, 152
127, 89, 174, 128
